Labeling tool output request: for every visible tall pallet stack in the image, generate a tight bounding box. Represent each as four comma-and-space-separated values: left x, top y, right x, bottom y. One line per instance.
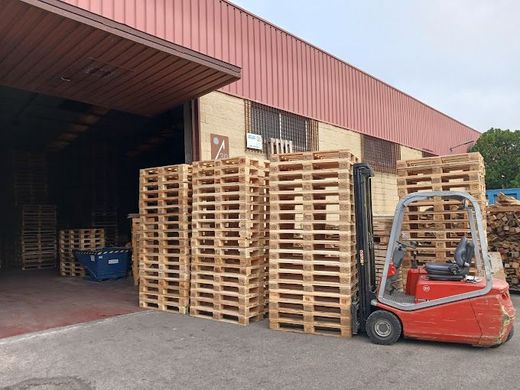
91, 209, 118, 246
11, 151, 48, 205
488, 193, 520, 291
373, 215, 394, 281
3, 151, 54, 269
373, 215, 408, 288
59, 229, 105, 277
269, 150, 357, 338
397, 153, 487, 267
19, 205, 57, 270
84, 140, 119, 246
139, 165, 192, 314
129, 213, 141, 286
190, 157, 269, 325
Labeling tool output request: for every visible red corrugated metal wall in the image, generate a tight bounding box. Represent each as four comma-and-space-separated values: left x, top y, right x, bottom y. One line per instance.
61, 0, 479, 155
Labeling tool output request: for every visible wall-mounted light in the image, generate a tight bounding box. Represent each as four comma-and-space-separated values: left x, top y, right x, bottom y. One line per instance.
449, 140, 475, 152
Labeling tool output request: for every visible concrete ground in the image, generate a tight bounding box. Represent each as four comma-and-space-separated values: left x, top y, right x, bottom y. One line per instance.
0, 270, 140, 338
0, 295, 518, 390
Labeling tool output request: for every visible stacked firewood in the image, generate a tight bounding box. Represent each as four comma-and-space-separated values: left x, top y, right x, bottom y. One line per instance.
487, 193, 520, 291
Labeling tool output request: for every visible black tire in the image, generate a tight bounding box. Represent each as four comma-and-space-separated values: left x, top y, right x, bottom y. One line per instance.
366, 310, 402, 345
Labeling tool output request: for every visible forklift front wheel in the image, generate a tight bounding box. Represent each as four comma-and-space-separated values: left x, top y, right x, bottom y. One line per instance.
366, 310, 402, 345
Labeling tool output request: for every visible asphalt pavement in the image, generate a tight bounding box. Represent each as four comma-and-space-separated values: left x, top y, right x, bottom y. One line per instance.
1, 295, 519, 390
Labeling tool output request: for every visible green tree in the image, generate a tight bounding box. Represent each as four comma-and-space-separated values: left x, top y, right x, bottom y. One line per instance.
470, 128, 520, 189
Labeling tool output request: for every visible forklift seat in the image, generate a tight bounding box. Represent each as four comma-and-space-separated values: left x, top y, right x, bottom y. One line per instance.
425, 237, 473, 281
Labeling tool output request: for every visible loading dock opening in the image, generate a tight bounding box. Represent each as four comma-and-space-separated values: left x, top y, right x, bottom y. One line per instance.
0, 0, 240, 338
0, 85, 189, 338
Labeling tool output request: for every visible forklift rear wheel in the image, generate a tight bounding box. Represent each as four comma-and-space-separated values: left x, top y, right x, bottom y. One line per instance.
366, 310, 402, 345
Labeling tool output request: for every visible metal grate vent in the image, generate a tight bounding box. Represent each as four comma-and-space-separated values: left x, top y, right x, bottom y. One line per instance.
362, 135, 400, 173
245, 101, 318, 154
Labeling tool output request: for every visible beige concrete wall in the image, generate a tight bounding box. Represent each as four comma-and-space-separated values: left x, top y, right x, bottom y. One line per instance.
317, 122, 401, 215
367, 146, 422, 215
371, 172, 399, 215
199, 92, 367, 161
400, 145, 423, 161
318, 122, 362, 160
198, 91, 259, 160
198, 92, 406, 215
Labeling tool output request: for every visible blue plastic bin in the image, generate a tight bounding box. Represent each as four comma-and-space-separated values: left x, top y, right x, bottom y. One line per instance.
74, 247, 131, 281
486, 188, 520, 204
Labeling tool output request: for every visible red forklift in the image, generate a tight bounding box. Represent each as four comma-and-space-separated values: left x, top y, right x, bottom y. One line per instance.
352, 163, 515, 346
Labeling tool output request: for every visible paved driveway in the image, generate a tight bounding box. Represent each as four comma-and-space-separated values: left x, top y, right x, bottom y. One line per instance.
1, 295, 518, 390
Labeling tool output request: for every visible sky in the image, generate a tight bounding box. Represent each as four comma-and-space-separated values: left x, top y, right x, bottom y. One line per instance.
230, 0, 520, 132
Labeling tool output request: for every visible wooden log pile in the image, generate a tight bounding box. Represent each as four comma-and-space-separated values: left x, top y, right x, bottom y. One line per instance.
269, 150, 357, 337
487, 193, 520, 291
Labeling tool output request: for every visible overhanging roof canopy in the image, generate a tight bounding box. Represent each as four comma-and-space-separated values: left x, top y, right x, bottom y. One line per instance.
0, 0, 241, 117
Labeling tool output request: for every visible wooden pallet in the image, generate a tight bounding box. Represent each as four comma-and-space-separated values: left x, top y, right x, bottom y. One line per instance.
59, 228, 105, 277
91, 209, 118, 246
19, 205, 57, 270
397, 152, 487, 265
129, 213, 141, 286
138, 164, 192, 315
10, 151, 49, 206
269, 150, 357, 338
190, 157, 269, 325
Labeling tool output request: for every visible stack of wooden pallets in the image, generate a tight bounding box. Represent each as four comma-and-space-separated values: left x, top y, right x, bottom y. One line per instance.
4, 151, 53, 270
11, 151, 48, 205
372, 215, 409, 288
487, 193, 520, 291
397, 153, 486, 267
19, 205, 56, 270
129, 213, 141, 286
190, 157, 269, 325
91, 209, 118, 246
139, 164, 192, 314
269, 150, 357, 338
373, 215, 394, 281
59, 228, 105, 277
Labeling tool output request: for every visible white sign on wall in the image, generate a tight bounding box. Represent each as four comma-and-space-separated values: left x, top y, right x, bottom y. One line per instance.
246, 133, 263, 150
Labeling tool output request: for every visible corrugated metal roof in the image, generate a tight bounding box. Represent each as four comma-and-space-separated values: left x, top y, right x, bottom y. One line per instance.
59, 0, 479, 154
0, 0, 240, 117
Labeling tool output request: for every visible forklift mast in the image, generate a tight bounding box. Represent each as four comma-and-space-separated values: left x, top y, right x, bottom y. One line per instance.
352, 163, 377, 334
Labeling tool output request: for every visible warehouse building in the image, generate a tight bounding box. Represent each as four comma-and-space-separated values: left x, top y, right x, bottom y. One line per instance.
0, 0, 480, 336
